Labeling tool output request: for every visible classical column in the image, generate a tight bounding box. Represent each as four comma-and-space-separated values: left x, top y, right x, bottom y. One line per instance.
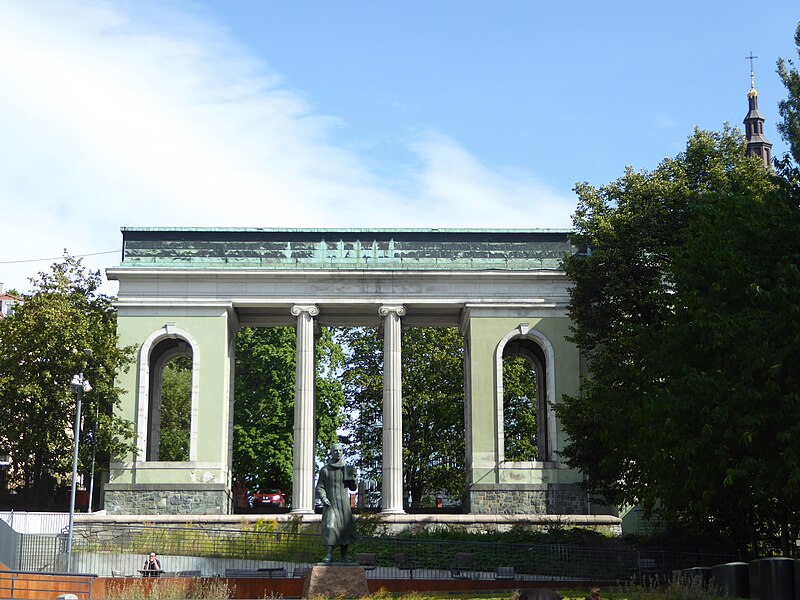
290, 304, 319, 514
379, 304, 406, 514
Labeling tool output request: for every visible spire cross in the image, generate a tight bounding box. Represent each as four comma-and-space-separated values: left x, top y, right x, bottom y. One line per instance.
745, 51, 759, 87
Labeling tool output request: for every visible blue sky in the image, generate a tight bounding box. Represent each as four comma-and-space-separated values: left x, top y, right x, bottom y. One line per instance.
1, 1, 798, 293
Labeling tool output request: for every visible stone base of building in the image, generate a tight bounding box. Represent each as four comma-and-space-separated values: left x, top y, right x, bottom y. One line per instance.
467, 483, 588, 515
104, 483, 230, 515
77, 511, 622, 537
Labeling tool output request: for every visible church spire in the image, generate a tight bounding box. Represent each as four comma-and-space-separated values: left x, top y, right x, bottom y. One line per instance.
743, 52, 772, 167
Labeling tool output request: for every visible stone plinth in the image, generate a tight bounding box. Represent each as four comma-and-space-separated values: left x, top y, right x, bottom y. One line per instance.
302, 564, 368, 598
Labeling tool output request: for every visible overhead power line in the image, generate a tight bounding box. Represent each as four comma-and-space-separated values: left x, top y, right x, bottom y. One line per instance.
0, 250, 119, 265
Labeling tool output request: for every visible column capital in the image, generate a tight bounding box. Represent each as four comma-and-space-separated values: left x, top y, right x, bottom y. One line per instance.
291, 304, 320, 317
378, 304, 406, 318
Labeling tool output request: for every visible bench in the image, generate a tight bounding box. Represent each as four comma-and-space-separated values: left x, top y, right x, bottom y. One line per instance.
356, 553, 377, 571
495, 566, 516, 580
394, 553, 417, 579
450, 552, 474, 580
224, 568, 286, 578
111, 570, 133, 578
291, 566, 310, 578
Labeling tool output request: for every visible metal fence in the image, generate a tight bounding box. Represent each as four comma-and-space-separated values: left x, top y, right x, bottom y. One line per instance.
0, 511, 70, 534
14, 522, 740, 583
353, 537, 740, 582
19, 532, 64, 572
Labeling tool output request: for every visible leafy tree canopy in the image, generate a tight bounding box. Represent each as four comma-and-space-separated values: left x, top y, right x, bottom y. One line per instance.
778, 23, 800, 166
232, 326, 345, 496
339, 326, 465, 509
159, 356, 191, 462
0, 254, 135, 504
503, 355, 539, 462
557, 115, 800, 555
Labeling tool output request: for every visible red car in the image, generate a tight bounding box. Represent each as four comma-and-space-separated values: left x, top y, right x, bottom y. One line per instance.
249, 489, 287, 508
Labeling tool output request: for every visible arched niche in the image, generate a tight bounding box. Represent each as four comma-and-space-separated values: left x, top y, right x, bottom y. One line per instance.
137, 324, 200, 462
494, 324, 556, 463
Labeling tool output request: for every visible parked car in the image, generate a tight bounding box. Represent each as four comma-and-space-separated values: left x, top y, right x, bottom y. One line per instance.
248, 489, 287, 508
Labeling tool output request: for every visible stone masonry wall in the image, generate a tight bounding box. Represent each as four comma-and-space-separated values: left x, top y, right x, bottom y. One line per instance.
75, 513, 622, 539
104, 485, 228, 515
468, 484, 588, 516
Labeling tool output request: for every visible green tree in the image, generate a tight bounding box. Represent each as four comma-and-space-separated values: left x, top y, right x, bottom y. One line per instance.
557, 123, 800, 554
654, 169, 800, 554
0, 255, 135, 505
337, 327, 383, 506
159, 356, 191, 462
339, 326, 464, 509
232, 326, 345, 496
778, 22, 800, 165
503, 356, 539, 462
314, 329, 348, 458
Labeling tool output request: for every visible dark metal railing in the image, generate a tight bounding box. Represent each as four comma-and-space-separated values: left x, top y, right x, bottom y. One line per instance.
14, 522, 739, 583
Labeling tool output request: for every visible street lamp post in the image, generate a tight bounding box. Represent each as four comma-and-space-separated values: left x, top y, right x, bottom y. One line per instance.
67, 372, 91, 573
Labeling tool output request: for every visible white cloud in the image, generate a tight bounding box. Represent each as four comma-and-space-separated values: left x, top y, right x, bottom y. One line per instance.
0, 0, 575, 293
408, 131, 574, 228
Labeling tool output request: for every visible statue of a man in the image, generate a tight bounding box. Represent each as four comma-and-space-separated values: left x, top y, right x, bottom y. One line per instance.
315, 443, 357, 562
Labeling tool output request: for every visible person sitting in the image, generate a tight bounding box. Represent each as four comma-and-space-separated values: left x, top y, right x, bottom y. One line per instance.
142, 552, 162, 577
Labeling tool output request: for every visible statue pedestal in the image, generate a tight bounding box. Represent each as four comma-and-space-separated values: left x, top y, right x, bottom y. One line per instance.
302, 564, 368, 598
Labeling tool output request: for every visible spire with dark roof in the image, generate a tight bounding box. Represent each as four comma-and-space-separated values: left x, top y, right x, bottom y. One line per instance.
743, 52, 772, 167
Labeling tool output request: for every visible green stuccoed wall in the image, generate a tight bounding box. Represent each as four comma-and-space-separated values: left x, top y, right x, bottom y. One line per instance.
464, 314, 585, 513
107, 309, 234, 513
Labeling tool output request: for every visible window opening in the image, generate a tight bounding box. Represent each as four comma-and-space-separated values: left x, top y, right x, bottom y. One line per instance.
502, 354, 539, 461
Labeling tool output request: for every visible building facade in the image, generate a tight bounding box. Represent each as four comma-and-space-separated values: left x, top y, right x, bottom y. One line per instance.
105, 228, 594, 516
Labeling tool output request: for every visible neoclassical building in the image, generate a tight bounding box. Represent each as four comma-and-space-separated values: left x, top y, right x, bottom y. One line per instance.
105, 228, 591, 516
